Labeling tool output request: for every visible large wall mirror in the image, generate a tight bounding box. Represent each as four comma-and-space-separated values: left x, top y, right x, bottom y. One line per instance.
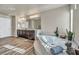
17, 14, 41, 30
28, 17, 41, 29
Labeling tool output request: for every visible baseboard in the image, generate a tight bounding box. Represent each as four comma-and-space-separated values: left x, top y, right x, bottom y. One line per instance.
0, 36, 16, 39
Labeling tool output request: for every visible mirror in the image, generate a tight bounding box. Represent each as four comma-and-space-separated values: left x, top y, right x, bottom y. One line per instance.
28, 17, 41, 29
17, 16, 41, 30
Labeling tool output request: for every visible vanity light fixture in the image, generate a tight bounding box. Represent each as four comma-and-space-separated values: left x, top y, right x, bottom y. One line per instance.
29, 14, 40, 19
74, 4, 77, 10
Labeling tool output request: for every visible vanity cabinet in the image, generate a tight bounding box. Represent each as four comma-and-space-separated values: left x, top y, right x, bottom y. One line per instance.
17, 30, 35, 40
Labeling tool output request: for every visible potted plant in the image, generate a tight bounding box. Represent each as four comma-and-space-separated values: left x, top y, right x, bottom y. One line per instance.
66, 29, 74, 41
66, 29, 75, 50
54, 27, 59, 37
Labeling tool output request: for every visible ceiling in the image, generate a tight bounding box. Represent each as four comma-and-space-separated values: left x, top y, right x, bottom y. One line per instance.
0, 4, 67, 17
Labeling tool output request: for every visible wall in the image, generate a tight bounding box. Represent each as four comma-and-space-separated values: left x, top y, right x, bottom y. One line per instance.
41, 5, 70, 35
73, 5, 79, 38
0, 16, 12, 38
11, 16, 16, 36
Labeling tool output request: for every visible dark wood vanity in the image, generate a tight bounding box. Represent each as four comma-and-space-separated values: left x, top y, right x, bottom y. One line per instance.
17, 30, 35, 40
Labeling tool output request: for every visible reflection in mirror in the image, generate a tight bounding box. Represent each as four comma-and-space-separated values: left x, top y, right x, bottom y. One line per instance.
29, 17, 41, 29
17, 15, 41, 30
17, 17, 29, 29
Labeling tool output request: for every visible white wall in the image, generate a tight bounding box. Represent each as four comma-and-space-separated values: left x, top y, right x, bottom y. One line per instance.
0, 16, 12, 38
41, 5, 70, 35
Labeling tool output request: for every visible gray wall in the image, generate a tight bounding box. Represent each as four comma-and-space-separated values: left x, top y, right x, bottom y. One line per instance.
11, 16, 16, 36
73, 5, 79, 38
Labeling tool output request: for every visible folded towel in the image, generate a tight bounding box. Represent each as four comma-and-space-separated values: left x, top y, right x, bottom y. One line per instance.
50, 46, 63, 55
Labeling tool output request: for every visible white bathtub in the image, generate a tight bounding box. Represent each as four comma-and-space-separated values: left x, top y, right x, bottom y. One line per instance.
34, 35, 67, 55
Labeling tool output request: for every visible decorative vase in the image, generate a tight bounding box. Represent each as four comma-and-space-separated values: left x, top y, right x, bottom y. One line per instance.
65, 41, 72, 50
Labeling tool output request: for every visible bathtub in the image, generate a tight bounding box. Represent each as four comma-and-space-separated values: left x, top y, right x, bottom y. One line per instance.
34, 35, 67, 55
